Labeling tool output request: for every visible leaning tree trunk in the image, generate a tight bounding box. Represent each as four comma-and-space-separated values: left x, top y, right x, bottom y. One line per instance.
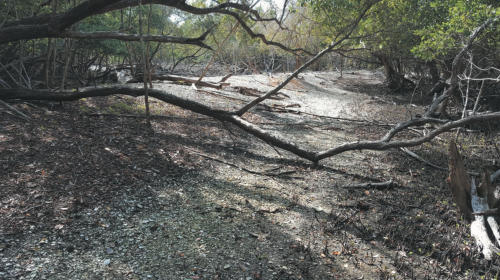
372, 52, 401, 90
427, 61, 440, 86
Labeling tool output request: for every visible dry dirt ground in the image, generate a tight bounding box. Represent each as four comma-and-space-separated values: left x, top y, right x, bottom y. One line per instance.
1, 70, 500, 279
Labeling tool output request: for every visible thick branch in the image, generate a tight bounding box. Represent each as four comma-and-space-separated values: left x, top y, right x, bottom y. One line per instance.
0, 0, 123, 44
3, 87, 500, 164
1, 0, 313, 55
126, 74, 228, 89
55, 30, 212, 49
314, 113, 500, 161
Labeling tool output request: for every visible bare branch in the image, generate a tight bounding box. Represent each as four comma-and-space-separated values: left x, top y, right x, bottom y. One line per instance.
0, 0, 123, 44
55, 30, 213, 49
235, 1, 379, 115
3, 86, 500, 164
425, 18, 496, 117
0, 0, 317, 57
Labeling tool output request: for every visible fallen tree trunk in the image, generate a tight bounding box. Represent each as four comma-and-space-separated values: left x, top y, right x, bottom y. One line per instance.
126, 74, 229, 90
3, 87, 500, 164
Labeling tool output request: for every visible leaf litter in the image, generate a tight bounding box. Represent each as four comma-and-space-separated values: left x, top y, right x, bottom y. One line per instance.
0, 71, 497, 279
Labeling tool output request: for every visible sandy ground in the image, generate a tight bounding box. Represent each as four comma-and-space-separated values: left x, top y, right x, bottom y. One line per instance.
1, 70, 496, 279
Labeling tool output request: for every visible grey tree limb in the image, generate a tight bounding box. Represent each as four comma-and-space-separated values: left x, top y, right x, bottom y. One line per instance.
3, 87, 500, 164
55, 30, 213, 49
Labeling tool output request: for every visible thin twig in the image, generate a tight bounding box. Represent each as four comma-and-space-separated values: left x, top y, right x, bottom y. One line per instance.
184, 146, 295, 177
0, 99, 31, 120
399, 147, 448, 171
400, 147, 481, 176
86, 113, 209, 120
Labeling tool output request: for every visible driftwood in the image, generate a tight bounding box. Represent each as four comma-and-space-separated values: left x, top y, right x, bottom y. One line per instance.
446, 139, 500, 260
127, 74, 229, 89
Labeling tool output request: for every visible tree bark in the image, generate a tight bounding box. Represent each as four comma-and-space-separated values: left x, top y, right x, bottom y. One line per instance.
61, 39, 73, 90
0, 0, 123, 44
446, 139, 472, 217
50, 38, 58, 88
44, 38, 52, 89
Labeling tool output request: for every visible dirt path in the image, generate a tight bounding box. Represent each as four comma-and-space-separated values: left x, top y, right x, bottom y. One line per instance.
0, 71, 494, 279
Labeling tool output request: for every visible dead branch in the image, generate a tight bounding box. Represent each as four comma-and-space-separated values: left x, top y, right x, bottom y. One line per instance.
472, 209, 499, 216
3, 87, 500, 164
471, 178, 500, 259
236, 2, 375, 115
425, 18, 496, 117
234, 86, 287, 100
400, 147, 481, 175
55, 30, 213, 49
341, 180, 396, 189
218, 74, 233, 83
126, 74, 228, 89
0, 99, 31, 120
446, 139, 473, 217
446, 139, 500, 260
399, 147, 448, 171
85, 113, 209, 120
185, 147, 295, 177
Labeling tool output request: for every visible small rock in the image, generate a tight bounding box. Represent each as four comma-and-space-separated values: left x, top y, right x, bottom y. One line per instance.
223, 264, 231, 269
103, 259, 111, 266
106, 247, 114, 254
313, 207, 324, 212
